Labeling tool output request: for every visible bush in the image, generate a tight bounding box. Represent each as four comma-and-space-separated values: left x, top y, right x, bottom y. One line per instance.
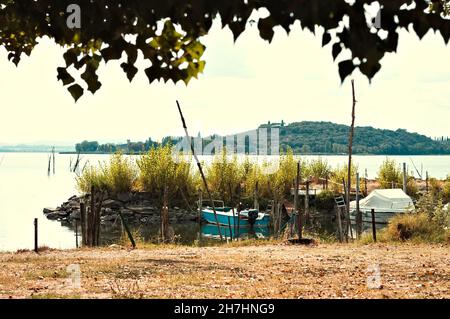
382, 212, 449, 243
76, 166, 108, 194
102, 153, 137, 195
307, 158, 331, 180
76, 153, 137, 195
377, 158, 401, 188
315, 190, 336, 211
137, 144, 197, 203
329, 162, 358, 193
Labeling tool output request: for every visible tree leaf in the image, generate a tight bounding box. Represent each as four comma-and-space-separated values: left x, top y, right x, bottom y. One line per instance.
67, 84, 84, 102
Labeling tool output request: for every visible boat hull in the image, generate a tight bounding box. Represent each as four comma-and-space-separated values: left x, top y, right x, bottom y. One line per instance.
202, 208, 270, 227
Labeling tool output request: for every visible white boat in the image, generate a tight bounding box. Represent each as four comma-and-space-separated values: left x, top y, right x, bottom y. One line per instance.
350, 188, 415, 224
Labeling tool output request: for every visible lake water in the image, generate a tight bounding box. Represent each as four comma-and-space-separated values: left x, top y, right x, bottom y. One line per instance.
0, 152, 448, 251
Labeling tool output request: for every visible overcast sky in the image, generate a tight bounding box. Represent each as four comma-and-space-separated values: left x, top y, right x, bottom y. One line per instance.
0, 16, 449, 145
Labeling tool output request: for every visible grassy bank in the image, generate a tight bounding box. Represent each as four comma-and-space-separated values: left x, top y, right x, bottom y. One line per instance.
0, 242, 448, 299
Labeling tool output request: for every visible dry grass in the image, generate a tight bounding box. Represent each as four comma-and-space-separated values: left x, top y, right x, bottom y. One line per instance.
0, 242, 448, 299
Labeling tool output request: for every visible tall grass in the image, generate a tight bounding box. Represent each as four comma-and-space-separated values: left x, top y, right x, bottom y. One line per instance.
76, 152, 137, 195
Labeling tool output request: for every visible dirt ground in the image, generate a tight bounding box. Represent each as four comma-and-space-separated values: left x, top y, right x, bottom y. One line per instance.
0, 242, 448, 299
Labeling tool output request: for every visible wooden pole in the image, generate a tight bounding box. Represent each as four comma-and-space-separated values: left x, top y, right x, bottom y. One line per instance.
80, 201, 86, 246
75, 219, 78, 248
227, 216, 233, 241
342, 177, 349, 241
346, 79, 356, 241
356, 172, 361, 238
426, 171, 429, 193
371, 209, 377, 242
402, 162, 407, 193
118, 211, 136, 248
34, 218, 38, 253
294, 161, 302, 239
176, 100, 223, 241
336, 207, 343, 243
52, 146, 55, 175
305, 180, 310, 223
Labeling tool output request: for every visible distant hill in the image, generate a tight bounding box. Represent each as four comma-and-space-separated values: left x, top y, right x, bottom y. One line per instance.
269, 121, 450, 155
69, 121, 450, 155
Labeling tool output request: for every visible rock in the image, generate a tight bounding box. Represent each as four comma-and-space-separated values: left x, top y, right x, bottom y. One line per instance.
43, 207, 58, 214
117, 192, 132, 203
46, 212, 60, 220
101, 214, 118, 222
69, 211, 80, 220
102, 199, 122, 208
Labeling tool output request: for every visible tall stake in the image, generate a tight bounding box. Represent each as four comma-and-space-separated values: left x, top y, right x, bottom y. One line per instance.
294, 161, 302, 239
356, 172, 361, 238
176, 100, 223, 241
402, 162, 407, 193
346, 79, 356, 242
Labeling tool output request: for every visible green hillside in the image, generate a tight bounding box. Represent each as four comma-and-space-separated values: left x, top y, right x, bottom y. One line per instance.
272, 121, 450, 155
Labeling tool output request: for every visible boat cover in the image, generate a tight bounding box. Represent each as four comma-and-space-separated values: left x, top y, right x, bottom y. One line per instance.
350, 188, 415, 212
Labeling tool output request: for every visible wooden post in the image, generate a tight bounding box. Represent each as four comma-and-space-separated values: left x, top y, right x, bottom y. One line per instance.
305, 180, 310, 223
294, 161, 302, 239
75, 220, 78, 248
325, 174, 328, 190
402, 162, 407, 193
34, 218, 38, 253
336, 207, 343, 243
346, 79, 356, 242
47, 155, 51, 176
80, 201, 86, 246
371, 209, 377, 242
118, 211, 136, 248
426, 171, 429, 193
356, 172, 362, 238
227, 216, 233, 241
341, 177, 349, 241
52, 146, 55, 175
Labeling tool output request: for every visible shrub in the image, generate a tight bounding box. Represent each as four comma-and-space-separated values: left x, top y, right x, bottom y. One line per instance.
377, 158, 401, 188
307, 157, 332, 180
76, 165, 108, 194
102, 153, 137, 195
329, 162, 358, 193
315, 190, 336, 211
137, 144, 196, 203
382, 212, 449, 243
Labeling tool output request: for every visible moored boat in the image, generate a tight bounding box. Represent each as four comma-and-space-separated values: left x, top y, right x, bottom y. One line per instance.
349, 188, 415, 224
201, 206, 270, 227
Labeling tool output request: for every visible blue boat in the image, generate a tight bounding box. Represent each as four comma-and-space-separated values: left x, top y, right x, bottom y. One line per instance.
201, 224, 270, 240
201, 206, 270, 227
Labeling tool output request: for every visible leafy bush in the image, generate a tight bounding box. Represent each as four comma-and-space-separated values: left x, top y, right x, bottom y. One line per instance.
102, 153, 137, 195
307, 158, 331, 180
315, 190, 336, 211
137, 144, 197, 203
76, 153, 137, 195
329, 162, 358, 193
377, 158, 401, 188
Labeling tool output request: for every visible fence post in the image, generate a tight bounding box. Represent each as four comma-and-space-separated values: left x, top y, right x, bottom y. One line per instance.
34, 218, 38, 253
371, 209, 377, 242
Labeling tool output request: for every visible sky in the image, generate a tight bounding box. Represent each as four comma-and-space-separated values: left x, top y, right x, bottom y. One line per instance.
0, 13, 449, 146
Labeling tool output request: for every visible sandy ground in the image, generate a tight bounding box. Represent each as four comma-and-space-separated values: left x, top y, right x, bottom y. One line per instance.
0, 242, 448, 299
